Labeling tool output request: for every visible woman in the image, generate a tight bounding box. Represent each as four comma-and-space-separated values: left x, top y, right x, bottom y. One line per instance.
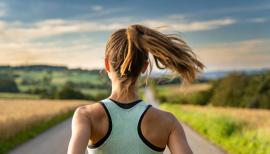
67, 24, 205, 154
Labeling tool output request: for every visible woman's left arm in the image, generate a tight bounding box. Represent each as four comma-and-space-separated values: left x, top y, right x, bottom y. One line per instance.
68, 106, 91, 154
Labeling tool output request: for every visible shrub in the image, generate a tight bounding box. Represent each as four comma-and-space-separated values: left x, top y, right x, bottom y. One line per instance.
56, 82, 86, 99
0, 78, 19, 93
210, 72, 270, 109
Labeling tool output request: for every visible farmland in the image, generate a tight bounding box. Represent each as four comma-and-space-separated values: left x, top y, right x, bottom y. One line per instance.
0, 99, 90, 153
0, 65, 110, 100
154, 75, 270, 154
161, 104, 270, 154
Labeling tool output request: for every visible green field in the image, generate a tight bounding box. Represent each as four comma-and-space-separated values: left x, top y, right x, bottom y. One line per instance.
153, 78, 270, 154
0, 93, 40, 99
12, 70, 107, 91
161, 103, 270, 154
0, 67, 110, 100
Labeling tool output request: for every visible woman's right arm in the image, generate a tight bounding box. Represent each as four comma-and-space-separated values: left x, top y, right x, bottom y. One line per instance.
67, 106, 91, 154
167, 114, 193, 154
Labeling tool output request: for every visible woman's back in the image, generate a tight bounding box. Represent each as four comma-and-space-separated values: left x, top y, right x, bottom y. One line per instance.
85, 98, 174, 154
68, 24, 203, 154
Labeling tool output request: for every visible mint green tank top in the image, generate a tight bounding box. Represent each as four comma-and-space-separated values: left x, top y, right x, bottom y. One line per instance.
86, 98, 165, 154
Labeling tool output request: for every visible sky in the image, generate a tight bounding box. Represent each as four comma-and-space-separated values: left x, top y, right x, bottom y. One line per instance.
0, 0, 270, 72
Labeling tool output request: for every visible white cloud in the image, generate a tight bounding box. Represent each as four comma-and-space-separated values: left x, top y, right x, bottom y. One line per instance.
195, 39, 270, 71
0, 10, 5, 17
198, 39, 270, 54
0, 17, 237, 42
0, 17, 238, 69
247, 17, 268, 23
91, 5, 104, 12
0, 40, 105, 69
167, 14, 186, 20
143, 18, 236, 32
2, 16, 269, 71
0, 21, 6, 30
0, 3, 7, 17
2, 38, 269, 71
0, 19, 126, 42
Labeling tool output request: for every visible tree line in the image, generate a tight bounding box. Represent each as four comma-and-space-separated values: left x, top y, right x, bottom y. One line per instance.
154, 71, 270, 109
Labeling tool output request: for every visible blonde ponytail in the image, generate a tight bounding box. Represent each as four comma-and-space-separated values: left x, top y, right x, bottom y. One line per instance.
120, 26, 138, 76
105, 24, 205, 95
120, 24, 205, 84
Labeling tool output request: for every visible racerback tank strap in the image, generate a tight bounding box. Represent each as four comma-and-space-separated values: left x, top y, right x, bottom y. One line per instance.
86, 98, 164, 154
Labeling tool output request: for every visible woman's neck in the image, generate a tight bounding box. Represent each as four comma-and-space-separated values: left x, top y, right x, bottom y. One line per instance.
109, 82, 141, 104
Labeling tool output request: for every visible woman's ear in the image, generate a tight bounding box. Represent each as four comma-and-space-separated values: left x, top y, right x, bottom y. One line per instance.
141, 61, 149, 73
105, 57, 110, 72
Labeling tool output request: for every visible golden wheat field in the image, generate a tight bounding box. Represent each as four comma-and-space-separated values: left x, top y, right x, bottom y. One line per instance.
0, 99, 91, 140
177, 83, 212, 93
158, 83, 212, 95
180, 105, 270, 135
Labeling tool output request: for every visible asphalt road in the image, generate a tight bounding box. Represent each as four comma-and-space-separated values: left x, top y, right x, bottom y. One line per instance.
9, 88, 227, 154
9, 117, 73, 154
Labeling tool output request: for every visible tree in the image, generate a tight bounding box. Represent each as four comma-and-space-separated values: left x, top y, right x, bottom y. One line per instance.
0, 78, 19, 92
56, 82, 85, 99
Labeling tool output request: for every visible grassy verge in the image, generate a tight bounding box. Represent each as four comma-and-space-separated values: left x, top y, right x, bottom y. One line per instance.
0, 110, 74, 154
160, 103, 270, 154
0, 92, 40, 99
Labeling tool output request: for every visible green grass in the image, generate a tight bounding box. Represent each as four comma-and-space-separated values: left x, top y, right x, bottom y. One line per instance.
15, 70, 48, 80
17, 85, 42, 93
160, 103, 270, 154
0, 110, 75, 154
8, 70, 107, 91
50, 71, 104, 86
0, 93, 40, 99
1, 69, 110, 100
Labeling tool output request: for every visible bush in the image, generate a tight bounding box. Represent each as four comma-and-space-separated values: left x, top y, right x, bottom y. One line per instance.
210, 72, 270, 109
0, 78, 19, 93
210, 72, 249, 107
187, 89, 213, 105
56, 82, 86, 99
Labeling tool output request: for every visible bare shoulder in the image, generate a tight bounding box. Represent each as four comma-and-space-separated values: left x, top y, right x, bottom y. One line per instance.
148, 106, 193, 154
147, 105, 177, 127
74, 102, 105, 121
145, 106, 177, 132
140, 105, 179, 147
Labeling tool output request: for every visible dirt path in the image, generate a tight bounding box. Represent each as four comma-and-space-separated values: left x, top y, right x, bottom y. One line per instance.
144, 87, 227, 154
